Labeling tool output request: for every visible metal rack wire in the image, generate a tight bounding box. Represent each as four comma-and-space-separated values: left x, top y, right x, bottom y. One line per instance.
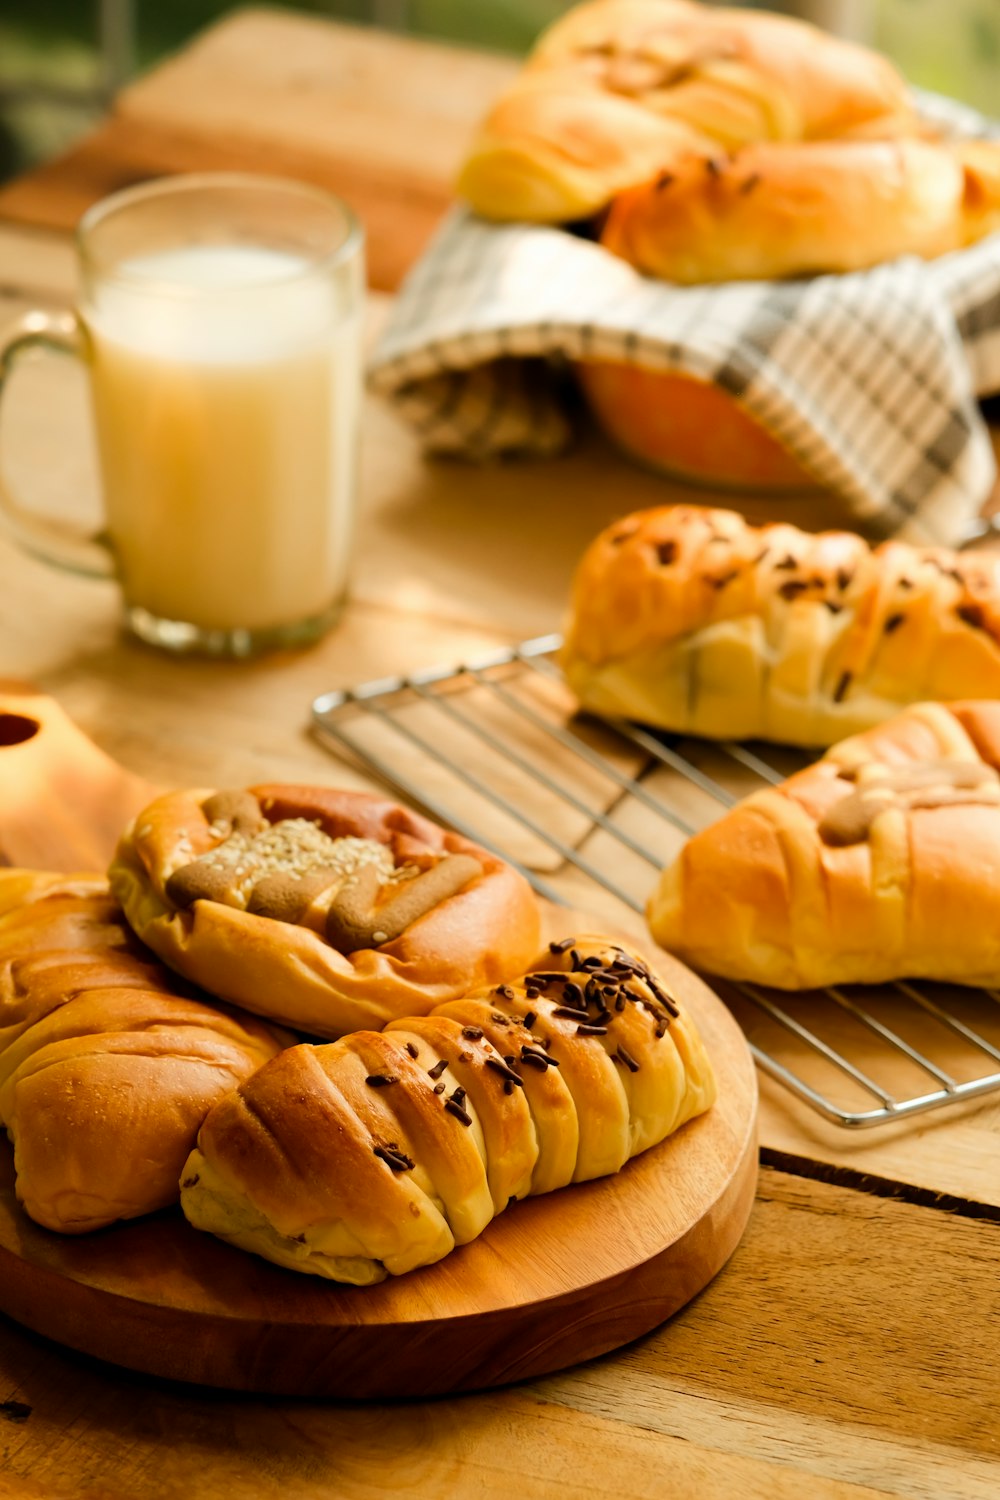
313, 635, 1000, 1129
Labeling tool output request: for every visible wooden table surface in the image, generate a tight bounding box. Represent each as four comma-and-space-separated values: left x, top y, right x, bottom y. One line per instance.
0, 12, 999, 1500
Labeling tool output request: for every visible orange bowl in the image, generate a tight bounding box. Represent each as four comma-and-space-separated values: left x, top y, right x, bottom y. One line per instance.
576, 359, 820, 492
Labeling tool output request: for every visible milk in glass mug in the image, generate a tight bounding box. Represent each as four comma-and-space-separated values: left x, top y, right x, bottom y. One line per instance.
0, 174, 365, 656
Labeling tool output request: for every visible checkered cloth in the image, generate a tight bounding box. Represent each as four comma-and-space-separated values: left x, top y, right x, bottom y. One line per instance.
369, 92, 1000, 548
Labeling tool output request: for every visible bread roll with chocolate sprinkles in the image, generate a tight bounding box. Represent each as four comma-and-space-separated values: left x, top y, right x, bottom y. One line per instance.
180, 937, 716, 1284
0, 870, 287, 1234
457, 0, 914, 222
599, 138, 1000, 285
561, 505, 1000, 749
648, 700, 1000, 988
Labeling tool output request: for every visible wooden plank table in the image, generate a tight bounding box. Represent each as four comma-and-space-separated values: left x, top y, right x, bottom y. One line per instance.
0, 14, 999, 1499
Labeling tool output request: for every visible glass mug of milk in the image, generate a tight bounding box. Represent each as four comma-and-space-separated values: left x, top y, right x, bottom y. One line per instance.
0, 173, 364, 656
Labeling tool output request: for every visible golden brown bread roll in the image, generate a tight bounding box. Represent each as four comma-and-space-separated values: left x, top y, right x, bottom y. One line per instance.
599, 138, 1000, 284
647, 701, 1000, 988
109, 785, 542, 1038
0, 871, 286, 1233
180, 936, 716, 1283
560, 505, 1000, 748
458, 0, 916, 222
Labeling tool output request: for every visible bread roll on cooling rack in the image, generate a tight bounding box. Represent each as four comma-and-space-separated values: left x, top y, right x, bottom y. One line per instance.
559, 505, 1000, 749
180, 935, 716, 1284
0, 870, 287, 1233
109, 784, 541, 1039
647, 701, 1000, 988
457, 0, 916, 222
599, 137, 1000, 283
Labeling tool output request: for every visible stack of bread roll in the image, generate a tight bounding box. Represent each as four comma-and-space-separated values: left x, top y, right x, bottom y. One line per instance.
456, 0, 1000, 487
0, 784, 718, 1288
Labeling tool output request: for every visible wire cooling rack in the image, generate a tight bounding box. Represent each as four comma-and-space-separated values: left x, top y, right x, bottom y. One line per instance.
312, 635, 1000, 1129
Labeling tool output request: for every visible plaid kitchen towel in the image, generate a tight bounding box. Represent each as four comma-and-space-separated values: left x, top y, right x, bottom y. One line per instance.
368, 92, 1000, 549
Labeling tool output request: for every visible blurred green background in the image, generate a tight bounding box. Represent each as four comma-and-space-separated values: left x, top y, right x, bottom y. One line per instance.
0, 0, 997, 180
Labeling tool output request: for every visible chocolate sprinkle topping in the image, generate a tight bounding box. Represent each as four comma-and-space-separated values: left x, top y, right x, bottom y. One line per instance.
433, 1082, 446, 1094
884, 613, 905, 634
779, 580, 809, 601
461, 1026, 484, 1040
523, 1010, 537, 1030
521, 1045, 559, 1070
576, 1023, 608, 1036
405, 1041, 419, 1059
549, 937, 576, 954
958, 603, 986, 630
486, 1055, 524, 1086
427, 1058, 448, 1080
374, 1144, 415, 1172
365, 1073, 397, 1088
834, 670, 852, 703
444, 1097, 473, 1127
655, 170, 675, 191
739, 171, 761, 195
553, 1005, 588, 1020
615, 1046, 640, 1073
655, 540, 677, 566
774, 553, 797, 571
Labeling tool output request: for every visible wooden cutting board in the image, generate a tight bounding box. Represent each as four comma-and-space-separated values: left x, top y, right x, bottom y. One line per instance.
0, 684, 758, 1397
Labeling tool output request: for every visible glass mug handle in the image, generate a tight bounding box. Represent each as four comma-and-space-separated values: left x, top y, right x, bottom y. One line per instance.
0, 308, 115, 579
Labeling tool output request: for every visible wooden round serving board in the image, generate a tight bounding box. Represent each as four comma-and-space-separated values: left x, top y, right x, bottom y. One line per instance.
0, 683, 758, 1398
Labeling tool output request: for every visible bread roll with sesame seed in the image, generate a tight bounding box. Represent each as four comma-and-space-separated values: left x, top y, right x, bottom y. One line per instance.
647, 700, 1000, 987
560, 505, 1000, 749
179, 936, 716, 1284
109, 785, 542, 1039
0, 870, 287, 1233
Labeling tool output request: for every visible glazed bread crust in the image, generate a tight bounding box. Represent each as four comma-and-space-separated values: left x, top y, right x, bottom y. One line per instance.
600, 138, 1000, 283
560, 506, 1000, 748
110, 785, 542, 1038
180, 936, 716, 1284
0, 871, 286, 1233
647, 701, 1000, 988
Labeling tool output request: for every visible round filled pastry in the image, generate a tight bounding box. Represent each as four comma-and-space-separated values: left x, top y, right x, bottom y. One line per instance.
109, 786, 542, 1038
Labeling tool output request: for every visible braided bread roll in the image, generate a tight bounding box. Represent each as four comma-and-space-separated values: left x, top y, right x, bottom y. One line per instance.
560, 505, 1000, 749
180, 936, 716, 1284
647, 701, 1000, 988
457, 0, 916, 222
0, 871, 287, 1233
